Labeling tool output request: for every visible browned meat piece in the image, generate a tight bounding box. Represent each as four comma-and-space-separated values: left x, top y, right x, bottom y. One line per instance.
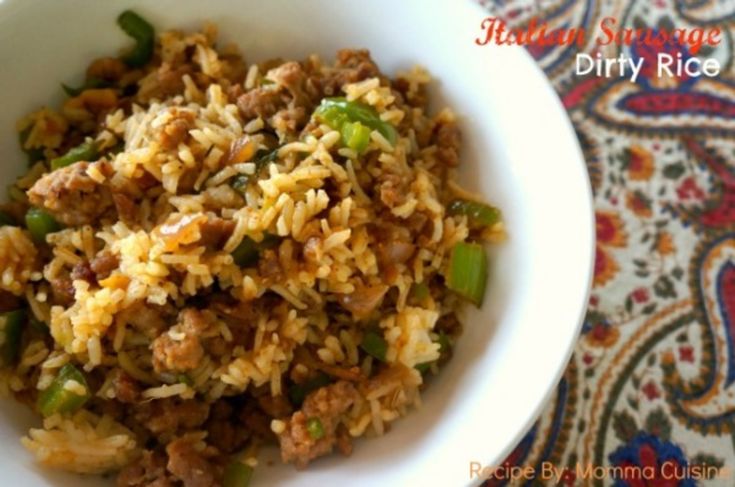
258, 393, 293, 419
112, 192, 137, 224
239, 402, 274, 440
117, 450, 175, 487
277, 380, 359, 468
434, 313, 460, 364
435, 311, 461, 336
378, 173, 408, 208
208, 299, 256, 352
152, 308, 210, 373
432, 118, 460, 167
90, 251, 119, 280
158, 64, 192, 96
206, 400, 249, 454
202, 336, 229, 357
50, 276, 75, 306
72, 251, 119, 285
203, 336, 226, 357
335, 49, 380, 75
226, 83, 244, 103
393, 77, 427, 109
180, 308, 210, 334
176, 169, 199, 194
128, 304, 170, 339
257, 249, 283, 283
292, 347, 363, 383
87, 57, 128, 83
166, 436, 220, 487
210, 295, 256, 324
270, 106, 307, 132
70, 261, 96, 284
110, 368, 141, 404
335, 424, 353, 456
206, 419, 240, 454
63, 89, 119, 121
161, 119, 190, 149
405, 211, 429, 233
27, 161, 113, 226
138, 63, 193, 102
159, 110, 195, 150
89, 393, 125, 421
266, 62, 312, 107
236, 88, 284, 121
198, 217, 235, 249
133, 171, 160, 191
0, 291, 21, 313
0, 201, 26, 228
152, 333, 203, 374
135, 398, 210, 436
219, 52, 248, 85
321, 49, 381, 96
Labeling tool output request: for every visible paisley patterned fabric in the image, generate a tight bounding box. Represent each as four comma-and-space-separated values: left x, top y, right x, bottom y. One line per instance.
479, 0, 735, 485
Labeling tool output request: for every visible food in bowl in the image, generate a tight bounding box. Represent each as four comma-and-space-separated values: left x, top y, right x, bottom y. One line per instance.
0, 10, 504, 485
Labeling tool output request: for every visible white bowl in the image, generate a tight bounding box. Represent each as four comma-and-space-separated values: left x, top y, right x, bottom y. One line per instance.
0, 0, 594, 485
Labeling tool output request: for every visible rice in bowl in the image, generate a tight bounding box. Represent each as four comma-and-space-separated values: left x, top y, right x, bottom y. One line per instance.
0, 10, 504, 486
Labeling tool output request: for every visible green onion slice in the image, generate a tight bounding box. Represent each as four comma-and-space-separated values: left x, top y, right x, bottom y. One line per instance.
447, 199, 501, 228
447, 242, 488, 307
360, 328, 388, 362
223, 461, 254, 487
117, 10, 155, 68
306, 417, 325, 440
0, 310, 26, 366
50, 141, 97, 171
25, 208, 62, 243
37, 363, 91, 417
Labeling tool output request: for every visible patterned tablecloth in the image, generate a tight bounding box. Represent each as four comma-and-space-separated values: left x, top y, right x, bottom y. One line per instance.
478, 1, 735, 485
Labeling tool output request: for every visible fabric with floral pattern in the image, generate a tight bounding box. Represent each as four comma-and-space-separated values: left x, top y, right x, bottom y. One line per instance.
478, 0, 735, 485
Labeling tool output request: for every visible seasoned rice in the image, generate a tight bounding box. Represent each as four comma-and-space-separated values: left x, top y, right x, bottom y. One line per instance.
0, 10, 504, 485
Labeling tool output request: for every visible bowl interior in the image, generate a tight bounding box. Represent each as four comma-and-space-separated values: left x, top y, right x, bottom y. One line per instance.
0, 1, 594, 486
